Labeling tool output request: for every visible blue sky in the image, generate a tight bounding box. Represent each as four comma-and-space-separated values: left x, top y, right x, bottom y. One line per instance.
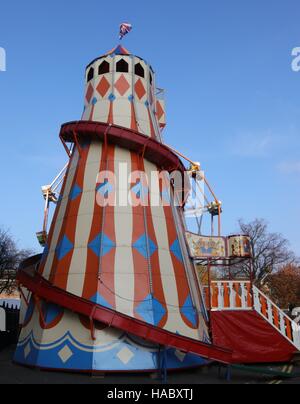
0, 0, 299, 255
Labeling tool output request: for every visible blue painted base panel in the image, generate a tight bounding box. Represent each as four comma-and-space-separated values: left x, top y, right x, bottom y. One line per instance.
14, 331, 208, 372
14, 301, 209, 372
14, 339, 208, 372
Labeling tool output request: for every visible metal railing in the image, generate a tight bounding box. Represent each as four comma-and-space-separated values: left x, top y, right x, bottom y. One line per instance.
252, 286, 300, 351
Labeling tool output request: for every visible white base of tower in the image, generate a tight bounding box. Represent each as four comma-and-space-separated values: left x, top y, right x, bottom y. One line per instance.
14, 299, 208, 372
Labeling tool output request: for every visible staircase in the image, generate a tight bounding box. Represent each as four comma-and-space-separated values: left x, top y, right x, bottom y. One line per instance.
206, 281, 300, 351
252, 286, 300, 351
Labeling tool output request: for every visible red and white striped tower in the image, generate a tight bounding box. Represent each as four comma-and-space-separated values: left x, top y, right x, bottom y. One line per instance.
14, 46, 211, 372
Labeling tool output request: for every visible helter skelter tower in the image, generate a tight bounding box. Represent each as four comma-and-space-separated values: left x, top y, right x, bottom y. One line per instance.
14, 45, 224, 372
15, 40, 300, 372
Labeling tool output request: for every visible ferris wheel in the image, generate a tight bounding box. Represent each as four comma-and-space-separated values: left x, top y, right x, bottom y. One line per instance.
36, 163, 68, 247
165, 145, 222, 237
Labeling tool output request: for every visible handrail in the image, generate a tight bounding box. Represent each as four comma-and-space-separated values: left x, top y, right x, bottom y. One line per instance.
252, 285, 300, 350
252, 286, 292, 324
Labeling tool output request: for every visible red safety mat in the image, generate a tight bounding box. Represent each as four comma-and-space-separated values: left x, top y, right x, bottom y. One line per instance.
211, 310, 295, 363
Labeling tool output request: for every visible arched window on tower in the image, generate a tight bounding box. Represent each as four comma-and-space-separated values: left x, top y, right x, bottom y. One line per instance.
135, 63, 145, 78
87, 67, 94, 82
98, 60, 110, 75
116, 59, 129, 73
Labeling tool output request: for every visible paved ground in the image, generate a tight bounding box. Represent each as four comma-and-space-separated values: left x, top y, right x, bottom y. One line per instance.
1, 345, 300, 384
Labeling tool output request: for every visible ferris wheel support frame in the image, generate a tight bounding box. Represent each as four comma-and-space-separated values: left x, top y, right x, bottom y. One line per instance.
165, 144, 222, 237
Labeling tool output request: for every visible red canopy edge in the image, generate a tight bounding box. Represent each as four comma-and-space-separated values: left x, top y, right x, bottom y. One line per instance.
60, 120, 186, 174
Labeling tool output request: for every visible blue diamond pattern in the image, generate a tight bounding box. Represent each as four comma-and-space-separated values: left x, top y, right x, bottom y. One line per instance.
70, 184, 82, 201
135, 295, 166, 326
161, 188, 171, 204
131, 180, 148, 200
88, 233, 116, 257
170, 239, 183, 263
96, 179, 114, 198
90, 292, 112, 309
42, 303, 63, 326
133, 234, 157, 259
180, 295, 198, 327
91, 97, 98, 105
56, 236, 74, 261
153, 298, 167, 326
135, 297, 153, 324
24, 298, 35, 324
128, 94, 134, 102
108, 93, 116, 102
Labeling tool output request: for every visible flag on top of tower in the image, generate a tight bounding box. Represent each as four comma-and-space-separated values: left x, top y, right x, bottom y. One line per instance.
119, 22, 132, 40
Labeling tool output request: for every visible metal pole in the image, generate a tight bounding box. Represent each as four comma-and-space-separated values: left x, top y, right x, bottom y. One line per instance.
207, 259, 212, 312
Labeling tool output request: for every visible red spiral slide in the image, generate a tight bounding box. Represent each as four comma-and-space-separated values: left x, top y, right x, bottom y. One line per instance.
17, 255, 232, 365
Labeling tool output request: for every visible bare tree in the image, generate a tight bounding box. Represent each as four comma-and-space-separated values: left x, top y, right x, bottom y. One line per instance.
232, 219, 297, 284
0, 228, 32, 295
